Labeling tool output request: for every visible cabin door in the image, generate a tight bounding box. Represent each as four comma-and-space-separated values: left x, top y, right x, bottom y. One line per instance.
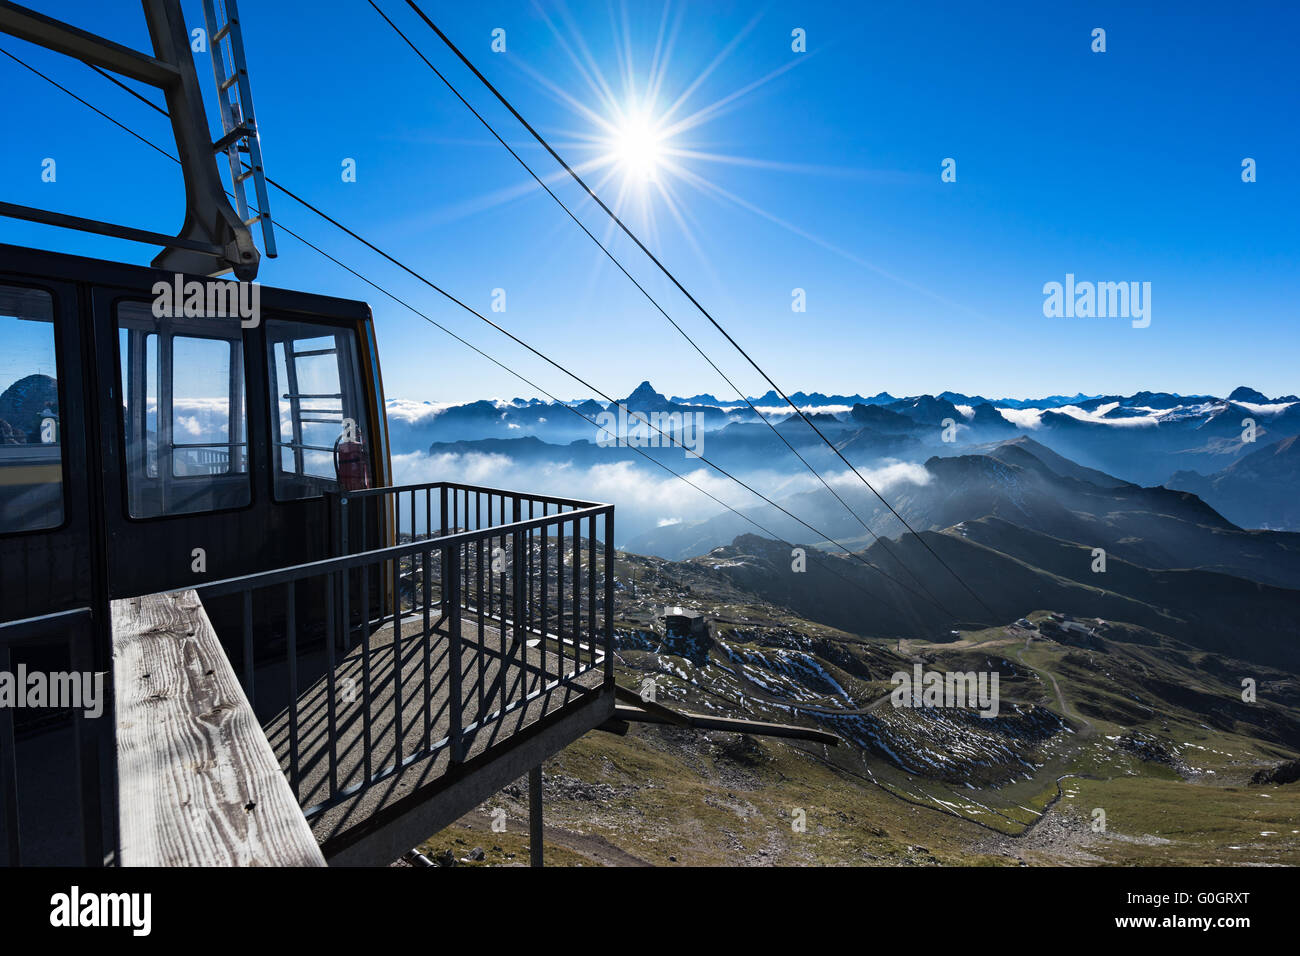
89, 285, 264, 602
0, 276, 102, 632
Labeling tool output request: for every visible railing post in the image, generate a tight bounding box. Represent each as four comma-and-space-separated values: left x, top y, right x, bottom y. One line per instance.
512, 498, 524, 652
448, 543, 463, 762
604, 510, 615, 686
512, 521, 525, 705
587, 513, 596, 673
341, 497, 349, 553
571, 515, 581, 678
439, 485, 449, 610
332, 492, 349, 557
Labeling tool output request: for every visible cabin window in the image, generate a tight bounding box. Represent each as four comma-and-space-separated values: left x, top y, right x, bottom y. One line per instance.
117, 301, 250, 518
266, 319, 366, 500
0, 285, 63, 534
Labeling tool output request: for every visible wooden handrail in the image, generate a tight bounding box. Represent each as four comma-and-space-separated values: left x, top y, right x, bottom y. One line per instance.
112, 590, 325, 866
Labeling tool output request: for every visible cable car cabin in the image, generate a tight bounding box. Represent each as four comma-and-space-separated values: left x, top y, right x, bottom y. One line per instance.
1, 240, 618, 868
0, 243, 392, 663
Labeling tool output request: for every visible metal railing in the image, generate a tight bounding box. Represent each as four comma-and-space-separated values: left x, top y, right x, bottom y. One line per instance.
197, 481, 615, 821
0, 607, 106, 866
172, 441, 242, 475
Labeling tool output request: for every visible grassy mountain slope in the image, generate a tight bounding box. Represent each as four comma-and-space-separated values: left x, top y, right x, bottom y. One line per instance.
423, 554, 1300, 866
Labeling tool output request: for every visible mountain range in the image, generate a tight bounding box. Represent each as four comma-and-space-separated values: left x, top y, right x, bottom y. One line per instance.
398, 381, 1300, 865
388, 381, 1300, 548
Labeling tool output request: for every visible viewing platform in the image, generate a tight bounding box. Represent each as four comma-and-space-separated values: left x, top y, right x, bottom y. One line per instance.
2, 482, 615, 866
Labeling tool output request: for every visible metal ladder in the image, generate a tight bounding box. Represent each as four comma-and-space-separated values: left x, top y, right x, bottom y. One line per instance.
201, 0, 277, 257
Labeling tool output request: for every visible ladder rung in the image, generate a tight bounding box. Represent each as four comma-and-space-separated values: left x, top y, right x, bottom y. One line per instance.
213, 122, 253, 153
235, 168, 256, 183
220, 73, 239, 92
213, 22, 234, 43
244, 214, 261, 226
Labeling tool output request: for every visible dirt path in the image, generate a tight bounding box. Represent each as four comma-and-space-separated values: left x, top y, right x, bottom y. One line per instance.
1013, 633, 1094, 735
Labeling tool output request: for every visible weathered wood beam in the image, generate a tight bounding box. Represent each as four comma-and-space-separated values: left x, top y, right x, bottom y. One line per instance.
112, 590, 325, 866
613, 681, 690, 725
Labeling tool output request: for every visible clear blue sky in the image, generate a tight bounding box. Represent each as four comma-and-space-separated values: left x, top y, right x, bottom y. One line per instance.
2, 0, 1297, 403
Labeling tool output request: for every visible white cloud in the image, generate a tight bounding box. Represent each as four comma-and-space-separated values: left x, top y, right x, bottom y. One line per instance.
719, 404, 855, 418
996, 407, 1044, 429
387, 449, 934, 548
384, 399, 457, 425
823, 460, 931, 492
995, 401, 1235, 430
1234, 400, 1295, 416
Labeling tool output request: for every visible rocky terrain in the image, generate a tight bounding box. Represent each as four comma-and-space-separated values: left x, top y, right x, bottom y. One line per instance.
420, 546, 1300, 866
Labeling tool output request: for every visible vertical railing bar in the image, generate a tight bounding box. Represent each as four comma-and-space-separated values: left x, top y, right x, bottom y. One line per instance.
500, 513, 508, 710
392, 555, 403, 766
449, 544, 463, 761
342, 562, 352, 660
361, 556, 372, 782
478, 492, 484, 616
477, 506, 485, 719
501, 496, 512, 712
498, 495, 507, 711
540, 502, 549, 695
340, 495, 349, 557
422, 549, 432, 753
325, 571, 338, 800
512, 502, 522, 712
462, 488, 469, 623
557, 514, 565, 683
588, 513, 596, 674
604, 510, 615, 685
526, 502, 532, 686
572, 515, 581, 679
286, 580, 299, 799
439, 485, 448, 610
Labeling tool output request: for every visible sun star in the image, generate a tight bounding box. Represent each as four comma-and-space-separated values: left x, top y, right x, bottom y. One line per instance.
609, 111, 667, 184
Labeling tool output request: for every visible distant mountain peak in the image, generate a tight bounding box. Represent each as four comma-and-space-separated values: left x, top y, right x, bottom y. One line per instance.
1228, 386, 1270, 404
670, 392, 723, 406
624, 380, 668, 402
619, 380, 683, 414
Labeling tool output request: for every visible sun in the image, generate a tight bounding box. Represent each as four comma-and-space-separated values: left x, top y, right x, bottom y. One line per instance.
495, 5, 815, 244
607, 111, 668, 184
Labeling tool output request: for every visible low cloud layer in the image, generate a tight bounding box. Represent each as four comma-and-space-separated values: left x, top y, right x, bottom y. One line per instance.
391, 450, 930, 547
